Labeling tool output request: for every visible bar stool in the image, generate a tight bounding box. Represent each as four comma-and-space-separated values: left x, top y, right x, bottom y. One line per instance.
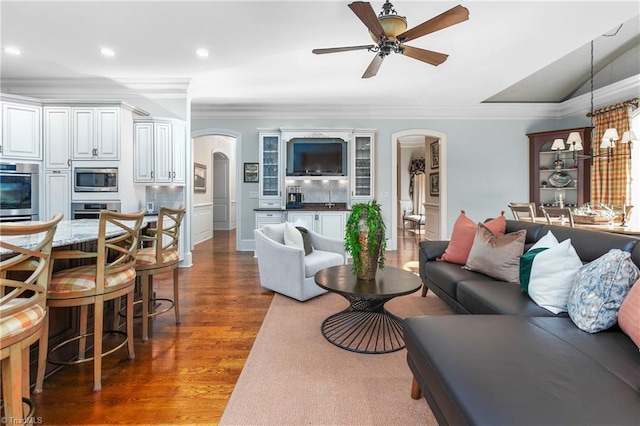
135, 205, 185, 341
1, 214, 62, 420
34, 210, 144, 392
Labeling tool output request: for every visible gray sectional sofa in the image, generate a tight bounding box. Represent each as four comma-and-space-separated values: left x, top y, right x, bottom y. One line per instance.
406, 220, 640, 425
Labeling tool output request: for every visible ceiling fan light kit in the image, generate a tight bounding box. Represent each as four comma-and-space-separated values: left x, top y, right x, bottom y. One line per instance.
312, 1, 469, 78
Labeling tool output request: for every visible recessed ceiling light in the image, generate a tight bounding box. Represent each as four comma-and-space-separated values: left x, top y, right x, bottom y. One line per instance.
196, 48, 209, 58
4, 47, 22, 55
100, 47, 115, 57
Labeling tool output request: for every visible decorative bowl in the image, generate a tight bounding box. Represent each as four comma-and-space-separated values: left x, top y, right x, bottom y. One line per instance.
548, 171, 572, 188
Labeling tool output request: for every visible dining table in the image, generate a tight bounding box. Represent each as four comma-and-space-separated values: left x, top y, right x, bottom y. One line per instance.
529, 217, 640, 236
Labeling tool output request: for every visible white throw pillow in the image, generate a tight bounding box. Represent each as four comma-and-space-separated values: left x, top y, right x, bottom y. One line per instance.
527, 239, 582, 314
529, 230, 559, 251
283, 222, 304, 251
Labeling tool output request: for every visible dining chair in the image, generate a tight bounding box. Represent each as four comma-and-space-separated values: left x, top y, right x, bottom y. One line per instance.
34, 210, 144, 392
540, 206, 575, 227
1, 214, 62, 419
134, 205, 185, 341
508, 202, 537, 222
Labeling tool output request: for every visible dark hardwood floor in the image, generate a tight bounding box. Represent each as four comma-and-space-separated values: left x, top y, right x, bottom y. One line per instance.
27, 227, 425, 425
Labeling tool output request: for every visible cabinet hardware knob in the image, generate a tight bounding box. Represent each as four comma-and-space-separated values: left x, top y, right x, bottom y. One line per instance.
67, 159, 71, 166
173, 171, 176, 178
151, 171, 154, 179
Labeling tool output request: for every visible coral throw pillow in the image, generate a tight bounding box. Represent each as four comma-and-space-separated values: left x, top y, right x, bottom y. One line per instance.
618, 279, 640, 349
438, 210, 507, 265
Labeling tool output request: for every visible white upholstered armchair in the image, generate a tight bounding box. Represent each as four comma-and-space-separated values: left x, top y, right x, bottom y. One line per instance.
254, 223, 347, 301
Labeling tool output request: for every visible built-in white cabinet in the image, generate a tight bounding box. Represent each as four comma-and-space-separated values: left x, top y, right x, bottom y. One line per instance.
72, 107, 119, 160
43, 171, 71, 221
133, 118, 186, 185
287, 210, 347, 240
44, 107, 71, 170
255, 211, 284, 229
350, 132, 374, 201
1, 101, 42, 160
259, 132, 283, 208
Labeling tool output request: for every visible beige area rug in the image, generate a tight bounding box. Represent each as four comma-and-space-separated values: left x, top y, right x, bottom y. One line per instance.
220, 285, 454, 425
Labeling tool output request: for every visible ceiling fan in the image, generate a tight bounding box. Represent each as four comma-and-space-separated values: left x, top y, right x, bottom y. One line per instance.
312, 1, 469, 78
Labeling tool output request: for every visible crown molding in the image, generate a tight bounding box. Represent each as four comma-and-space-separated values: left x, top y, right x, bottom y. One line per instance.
558, 74, 640, 118
0, 78, 191, 100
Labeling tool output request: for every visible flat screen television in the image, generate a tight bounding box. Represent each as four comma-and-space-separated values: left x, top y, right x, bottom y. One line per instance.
286, 138, 348, 176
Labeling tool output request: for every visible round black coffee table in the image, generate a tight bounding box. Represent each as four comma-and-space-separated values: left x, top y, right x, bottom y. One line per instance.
314, 264, 421, 354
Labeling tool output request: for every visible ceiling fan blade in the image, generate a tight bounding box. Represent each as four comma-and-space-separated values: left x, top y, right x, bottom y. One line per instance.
397, 4, 469, 42
362, 54, 385, 79
348, 1, 386, 41
312, 45, 375, 55
401, 45, 449, 66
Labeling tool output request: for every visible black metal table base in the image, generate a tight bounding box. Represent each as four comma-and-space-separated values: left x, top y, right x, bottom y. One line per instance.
321, 295, 405, 354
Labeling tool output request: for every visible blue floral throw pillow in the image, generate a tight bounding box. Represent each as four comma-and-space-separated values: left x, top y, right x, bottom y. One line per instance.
568, 249, 640, 333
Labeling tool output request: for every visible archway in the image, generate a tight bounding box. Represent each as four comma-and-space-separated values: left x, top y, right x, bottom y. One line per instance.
391, 129, 448, 249
192, 129, 240, 247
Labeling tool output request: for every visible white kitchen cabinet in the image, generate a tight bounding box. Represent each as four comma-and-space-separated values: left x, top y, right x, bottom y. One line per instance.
1, 101, 42, 160
133, 118, 186, 185
44, 107, 71, 170
43, 171, 71, 221
72, 107, 119, 160
287, 210, 347, 239
350, 131, 375, 202
255, 211, 284, 229
259, 133, 283, 208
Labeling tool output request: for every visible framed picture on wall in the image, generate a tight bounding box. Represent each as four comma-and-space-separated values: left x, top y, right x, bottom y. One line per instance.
244, 162, 259, 183
430, 141, 439, 169
429, 172, 439, 196
194, 163, 206, 193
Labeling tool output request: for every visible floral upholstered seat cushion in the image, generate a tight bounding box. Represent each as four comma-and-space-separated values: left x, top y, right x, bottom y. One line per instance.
0, 299, 45, 339
49, 265, 137, 294
135, 247, 179, 266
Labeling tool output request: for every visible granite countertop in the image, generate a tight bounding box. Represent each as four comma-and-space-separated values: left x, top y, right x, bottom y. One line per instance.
255, 203, 350, 212
0, 217, 157, 255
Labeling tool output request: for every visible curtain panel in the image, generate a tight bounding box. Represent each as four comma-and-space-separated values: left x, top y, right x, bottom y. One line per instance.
590, 105, 632, 206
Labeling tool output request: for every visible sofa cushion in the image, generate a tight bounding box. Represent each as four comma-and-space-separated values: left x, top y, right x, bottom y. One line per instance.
438, 211, 506, 265
568, 249, 640, 333
303, 250, 345, 278
425, 261, 497, 302
296, 226, 314, 255
618, 279, 640, 349
464, 224, 526, 284
520, 239, 582, 314
405, 315, 640, 426
456, 280, 562, 316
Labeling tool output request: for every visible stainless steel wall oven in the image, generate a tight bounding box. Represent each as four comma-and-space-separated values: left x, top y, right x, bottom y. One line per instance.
0, 162, 39, 222
71, 202, 121, 220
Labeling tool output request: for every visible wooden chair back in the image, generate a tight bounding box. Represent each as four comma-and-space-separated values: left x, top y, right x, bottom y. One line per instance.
540, 206, 575, 227
0, 214, 63, 319
508, 202, 537, 222
142, 205, 185, 266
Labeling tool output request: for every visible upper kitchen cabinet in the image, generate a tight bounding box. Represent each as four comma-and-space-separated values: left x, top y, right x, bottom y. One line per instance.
1, 100, 42, 160
72, 107, 119, 160
44, 107, 71, 170
258, 132, 283, 208
133, 117, 186, 185
350, 131, 375, 201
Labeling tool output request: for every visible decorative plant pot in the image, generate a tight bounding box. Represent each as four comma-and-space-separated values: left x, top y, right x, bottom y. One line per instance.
356, 232, 381, 280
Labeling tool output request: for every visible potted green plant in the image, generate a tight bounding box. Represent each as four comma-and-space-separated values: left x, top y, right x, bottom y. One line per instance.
344, 200, 387, 280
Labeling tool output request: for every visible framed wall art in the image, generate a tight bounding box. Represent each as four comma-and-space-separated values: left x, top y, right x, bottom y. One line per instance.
194, 163, 207, 193
430, 141, 439, 169
429, 172, 440, 197
244, 162, 259, 183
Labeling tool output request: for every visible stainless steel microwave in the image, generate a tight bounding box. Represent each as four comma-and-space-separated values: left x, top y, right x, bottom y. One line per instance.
74, 168, 118, 192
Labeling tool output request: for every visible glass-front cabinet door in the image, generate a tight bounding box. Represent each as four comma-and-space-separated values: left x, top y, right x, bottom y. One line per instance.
259, 133, 283, 207
351, 132, 374, 201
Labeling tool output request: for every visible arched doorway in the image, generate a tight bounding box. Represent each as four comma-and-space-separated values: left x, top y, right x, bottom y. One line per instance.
391, 129, 448, 249
192, 129, 239, 248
